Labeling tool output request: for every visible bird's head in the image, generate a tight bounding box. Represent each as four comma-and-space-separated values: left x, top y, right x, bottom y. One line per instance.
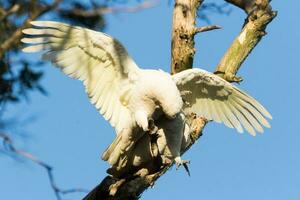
160, 98, 183, 119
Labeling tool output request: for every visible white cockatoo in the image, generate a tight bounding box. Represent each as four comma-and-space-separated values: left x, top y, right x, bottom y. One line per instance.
21, 21, 272, 177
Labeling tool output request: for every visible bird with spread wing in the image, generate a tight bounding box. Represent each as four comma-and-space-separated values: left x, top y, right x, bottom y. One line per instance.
22, 21, 272, 177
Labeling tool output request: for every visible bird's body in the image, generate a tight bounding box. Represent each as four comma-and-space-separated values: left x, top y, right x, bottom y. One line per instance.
126, 69, 183, 131
102, 69, 183, 166
22, 21, 272, 177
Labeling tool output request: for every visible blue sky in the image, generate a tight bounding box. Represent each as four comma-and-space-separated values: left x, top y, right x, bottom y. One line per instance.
1, 1, 299, 200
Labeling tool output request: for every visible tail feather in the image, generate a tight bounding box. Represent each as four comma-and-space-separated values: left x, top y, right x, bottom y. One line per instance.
102, 134, 122, 162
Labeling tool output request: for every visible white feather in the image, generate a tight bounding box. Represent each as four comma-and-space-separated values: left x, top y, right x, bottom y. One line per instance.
173, 68, 271, 136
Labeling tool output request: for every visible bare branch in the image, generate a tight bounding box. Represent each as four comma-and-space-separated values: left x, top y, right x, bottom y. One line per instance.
194, 25, 222, 34
0, 133, 88, 200
215, 0, 276, 82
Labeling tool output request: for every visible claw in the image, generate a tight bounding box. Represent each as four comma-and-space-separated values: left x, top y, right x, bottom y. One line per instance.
175, 157, 191, 176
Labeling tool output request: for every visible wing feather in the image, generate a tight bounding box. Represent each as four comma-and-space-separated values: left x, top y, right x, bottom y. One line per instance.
173, 68, 271, 136
221, 103, 243, 133
215, 101, 234, 129
22, 21, 140, 133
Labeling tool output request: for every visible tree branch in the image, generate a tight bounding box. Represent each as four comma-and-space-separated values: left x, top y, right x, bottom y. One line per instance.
194, 25, 222, 34
0, 133, 88, 200
0, 4, 20, 22
171, 0, 203, 74
215, 0, 277, 82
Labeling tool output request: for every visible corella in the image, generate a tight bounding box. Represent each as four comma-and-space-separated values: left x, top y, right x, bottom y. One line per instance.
22, 21, 272, 177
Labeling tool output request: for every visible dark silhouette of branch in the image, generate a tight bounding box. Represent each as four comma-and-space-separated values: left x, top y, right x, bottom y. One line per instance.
0, 132, 88, 200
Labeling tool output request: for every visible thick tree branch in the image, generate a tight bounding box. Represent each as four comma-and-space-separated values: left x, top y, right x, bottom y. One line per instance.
171, 0, 203, 74
215, 0, 277, 82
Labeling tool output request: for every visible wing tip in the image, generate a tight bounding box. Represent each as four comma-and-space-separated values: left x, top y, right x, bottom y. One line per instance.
30, 20, 54, 27
22, 46, 34, 53
22, 28, 34, 34
266, 113, 273, 120
20, 38, 26, 43
249, 131, 257, 136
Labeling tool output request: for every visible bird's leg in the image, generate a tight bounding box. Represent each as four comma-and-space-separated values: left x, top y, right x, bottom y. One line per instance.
175, 156, 191, 176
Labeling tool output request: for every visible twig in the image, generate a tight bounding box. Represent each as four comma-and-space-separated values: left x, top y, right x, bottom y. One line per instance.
0, 4, 20, 22
194, 25, 222, 34
0, 132, 88, 200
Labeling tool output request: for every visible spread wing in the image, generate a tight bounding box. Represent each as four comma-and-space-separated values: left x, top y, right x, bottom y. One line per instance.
22, 21, 140, 133
173, 68, 272, 136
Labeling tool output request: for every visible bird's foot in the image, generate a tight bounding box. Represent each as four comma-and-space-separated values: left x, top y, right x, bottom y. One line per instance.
224, 73, 243, 83
214, 71, 243, 83
175, 156, 191, 176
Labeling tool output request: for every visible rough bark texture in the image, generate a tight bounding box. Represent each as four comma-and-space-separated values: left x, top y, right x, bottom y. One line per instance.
215, 0, 277, 82
171, 0, 202, 74
84, 0, 276, 199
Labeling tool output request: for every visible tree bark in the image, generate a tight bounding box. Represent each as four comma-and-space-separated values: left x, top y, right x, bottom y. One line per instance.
215, 0, 277, 82
171, 0, 202, 74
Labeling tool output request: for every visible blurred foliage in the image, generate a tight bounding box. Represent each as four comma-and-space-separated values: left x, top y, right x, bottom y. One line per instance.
198, 2, 232, 24
0, 0, 111, 107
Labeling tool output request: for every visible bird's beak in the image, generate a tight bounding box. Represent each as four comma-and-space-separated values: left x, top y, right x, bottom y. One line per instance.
167, 113, 178, 119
